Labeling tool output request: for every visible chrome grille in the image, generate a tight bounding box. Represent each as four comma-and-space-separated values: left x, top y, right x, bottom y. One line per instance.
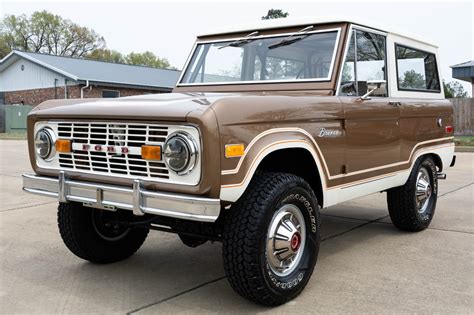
57, 122, 169, 179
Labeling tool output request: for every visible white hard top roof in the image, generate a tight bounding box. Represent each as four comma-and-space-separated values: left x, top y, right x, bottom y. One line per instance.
198, 16, 438, 48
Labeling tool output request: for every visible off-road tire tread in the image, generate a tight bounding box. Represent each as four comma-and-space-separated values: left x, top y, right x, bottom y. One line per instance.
58, 203, 149, 263
222, 172, 319, 306
387, 157, 437, 231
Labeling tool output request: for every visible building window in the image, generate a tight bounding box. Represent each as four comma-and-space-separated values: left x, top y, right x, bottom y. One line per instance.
102, 90, 120, 98
395, 44, 440, 92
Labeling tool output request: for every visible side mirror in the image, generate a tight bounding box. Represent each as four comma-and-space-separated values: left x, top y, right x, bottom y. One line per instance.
360, 80, 387, 100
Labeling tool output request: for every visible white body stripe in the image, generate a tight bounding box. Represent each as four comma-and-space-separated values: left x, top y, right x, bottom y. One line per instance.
323, 144, 454, 206
220, 136, 454, 207
221, 127, 453, 179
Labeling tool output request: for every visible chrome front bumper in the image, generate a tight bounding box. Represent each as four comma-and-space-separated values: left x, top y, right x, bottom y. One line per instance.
22, 172, 221, 222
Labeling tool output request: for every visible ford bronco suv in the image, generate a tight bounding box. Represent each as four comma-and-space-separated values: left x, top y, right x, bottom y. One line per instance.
23, 18, 455, 305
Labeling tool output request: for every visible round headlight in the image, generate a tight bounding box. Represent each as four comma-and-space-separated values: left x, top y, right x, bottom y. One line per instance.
35, 128, 55, 160
163, 132, 197, 175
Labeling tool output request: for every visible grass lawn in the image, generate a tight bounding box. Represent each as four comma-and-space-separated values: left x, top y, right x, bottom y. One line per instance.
454, 136, 474, 147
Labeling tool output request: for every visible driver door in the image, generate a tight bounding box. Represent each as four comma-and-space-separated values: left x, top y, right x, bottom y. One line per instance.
338, 28, 401, 178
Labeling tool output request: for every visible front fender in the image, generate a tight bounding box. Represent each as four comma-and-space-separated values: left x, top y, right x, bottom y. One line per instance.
220, 128, 330, 203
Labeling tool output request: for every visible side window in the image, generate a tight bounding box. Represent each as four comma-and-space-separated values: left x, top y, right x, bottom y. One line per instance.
339, 30, 387, 96
395, 45, 440, 92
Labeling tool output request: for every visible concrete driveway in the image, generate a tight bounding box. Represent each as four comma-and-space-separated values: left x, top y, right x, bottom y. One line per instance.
1, 140, 473, 314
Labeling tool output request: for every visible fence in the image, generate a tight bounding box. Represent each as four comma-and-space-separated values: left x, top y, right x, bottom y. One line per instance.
0, 105, 34, 133
0, 106, 4, 133
451, 98, 474, 136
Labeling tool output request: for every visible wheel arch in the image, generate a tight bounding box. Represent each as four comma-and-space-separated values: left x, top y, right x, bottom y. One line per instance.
425, 153, 443, 172
220, 138, 328, 207
399, 147, 452, 188
257, 148, 324, 207
412, 152, 444, 173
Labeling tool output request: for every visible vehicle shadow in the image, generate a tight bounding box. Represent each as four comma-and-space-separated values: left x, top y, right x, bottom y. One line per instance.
136, 215, 402, 313
55, 211, 400, 313
2, 190, 399, 313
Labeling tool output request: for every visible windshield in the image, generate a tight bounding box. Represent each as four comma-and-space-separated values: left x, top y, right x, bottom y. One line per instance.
180, 29, 340, 85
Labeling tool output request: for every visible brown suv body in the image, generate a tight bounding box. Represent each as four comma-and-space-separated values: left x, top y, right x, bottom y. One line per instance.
26, 90, 453, 200
22, 19, 455, 305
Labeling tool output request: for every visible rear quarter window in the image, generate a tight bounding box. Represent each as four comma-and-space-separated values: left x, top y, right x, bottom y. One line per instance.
395, 44, 441, 92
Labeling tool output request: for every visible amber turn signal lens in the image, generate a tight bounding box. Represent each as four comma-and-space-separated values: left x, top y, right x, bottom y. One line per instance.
225, 144, 245, 158
55, 139, 72, 153
141, 145, 162, 161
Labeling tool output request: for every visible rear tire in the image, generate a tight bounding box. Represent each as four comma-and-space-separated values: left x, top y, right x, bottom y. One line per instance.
387, 156, 438, 231
222, 172, 321, 306
58, 202, 149, 263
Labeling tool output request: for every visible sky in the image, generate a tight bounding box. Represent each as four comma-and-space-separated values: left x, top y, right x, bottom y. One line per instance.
1, 0, 473, 94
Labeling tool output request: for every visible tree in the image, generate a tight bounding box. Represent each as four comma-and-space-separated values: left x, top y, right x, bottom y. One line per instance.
0, 10, 105, 58
87, 48, 124, 63
87, 50, 173, 69
1, 10, 174, 69
124, 51, 171, 68
262, 9, 289, 20
400, 70, 425, 89
443, 80, 468, 98
341, 63, 354, 82
0, 35, 9, 58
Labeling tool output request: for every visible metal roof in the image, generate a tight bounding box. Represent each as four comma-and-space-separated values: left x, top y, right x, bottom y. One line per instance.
451, 60, 474, 83
451, 60, 474, 68
0, 50, 181, 89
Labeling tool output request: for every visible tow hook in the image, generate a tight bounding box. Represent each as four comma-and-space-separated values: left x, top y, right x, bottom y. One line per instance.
437, 173, 447, 180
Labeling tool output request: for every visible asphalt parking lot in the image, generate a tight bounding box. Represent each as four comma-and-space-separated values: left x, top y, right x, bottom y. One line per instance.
1, 139, 473, 314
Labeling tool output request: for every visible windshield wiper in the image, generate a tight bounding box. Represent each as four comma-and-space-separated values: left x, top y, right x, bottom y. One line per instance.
268, 25, 314, 50
218, 31, 259, 49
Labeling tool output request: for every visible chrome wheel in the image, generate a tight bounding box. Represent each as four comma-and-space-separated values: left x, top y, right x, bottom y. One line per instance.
266, 204, 306, 277
416, 167, 432, 214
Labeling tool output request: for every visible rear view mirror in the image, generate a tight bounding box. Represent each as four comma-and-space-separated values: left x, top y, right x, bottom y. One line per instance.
360, 80, 387, 100
367, 80, 387, 96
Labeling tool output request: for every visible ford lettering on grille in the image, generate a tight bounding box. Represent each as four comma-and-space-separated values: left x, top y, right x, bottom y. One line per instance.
57, 122, 169, 179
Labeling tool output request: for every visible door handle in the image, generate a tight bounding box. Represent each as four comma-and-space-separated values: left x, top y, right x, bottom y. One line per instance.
388, 101, 402, 107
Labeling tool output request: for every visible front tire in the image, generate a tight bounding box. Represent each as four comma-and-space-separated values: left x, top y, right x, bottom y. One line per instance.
58, 202, 149, 263
387, 156, 438, 231
222, 172, 321, 306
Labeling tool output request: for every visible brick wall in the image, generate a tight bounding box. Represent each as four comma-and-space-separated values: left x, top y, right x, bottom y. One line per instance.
5, 86, 67, 105
4, 85, 167, 106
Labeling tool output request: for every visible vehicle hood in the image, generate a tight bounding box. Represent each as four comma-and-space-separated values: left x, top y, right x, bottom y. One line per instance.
29, 92, 241, 122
